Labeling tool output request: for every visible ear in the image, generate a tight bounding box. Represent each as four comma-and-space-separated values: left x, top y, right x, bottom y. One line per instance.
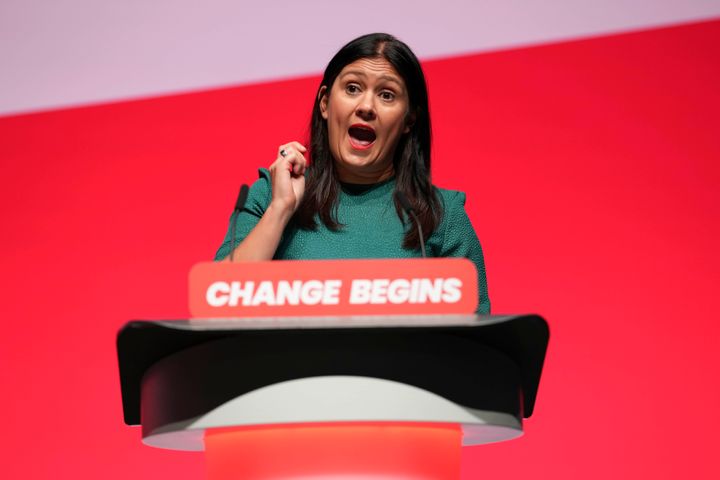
318, 86, 329, 120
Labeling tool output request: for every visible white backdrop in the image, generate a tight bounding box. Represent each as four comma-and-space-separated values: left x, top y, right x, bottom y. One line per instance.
1, 0, 719, 115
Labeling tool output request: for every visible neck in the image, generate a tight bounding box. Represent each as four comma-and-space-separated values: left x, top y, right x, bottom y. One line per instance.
335, 164, 395, 184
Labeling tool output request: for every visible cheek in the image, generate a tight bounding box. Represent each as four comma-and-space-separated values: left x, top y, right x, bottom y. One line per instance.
387, 113, 408, 137
328, 122, 343, 142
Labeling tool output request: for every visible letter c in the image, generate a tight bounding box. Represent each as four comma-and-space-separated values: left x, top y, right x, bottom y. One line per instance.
206, 281, 230, 307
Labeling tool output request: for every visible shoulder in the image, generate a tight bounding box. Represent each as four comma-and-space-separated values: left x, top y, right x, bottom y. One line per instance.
250, 168, 272, 199
237, 168, 273, 215
255, 168, 272, 188
426, 186, 469, 245
432, 185, 476, 243
434, 186, 467, 213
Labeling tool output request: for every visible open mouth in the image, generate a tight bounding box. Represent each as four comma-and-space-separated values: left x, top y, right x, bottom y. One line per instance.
348, 124, 376, 149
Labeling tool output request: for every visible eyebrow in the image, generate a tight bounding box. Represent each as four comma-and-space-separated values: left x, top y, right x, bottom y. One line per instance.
340, 70, 403, 87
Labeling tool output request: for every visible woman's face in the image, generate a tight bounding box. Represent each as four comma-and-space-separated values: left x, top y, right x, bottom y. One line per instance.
320, 57, 412, 184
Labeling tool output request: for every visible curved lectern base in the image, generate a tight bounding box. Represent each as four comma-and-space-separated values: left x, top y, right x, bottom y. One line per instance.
143, 376, 522, 450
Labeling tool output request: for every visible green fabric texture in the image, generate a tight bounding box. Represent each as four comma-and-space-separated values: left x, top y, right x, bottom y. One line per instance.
215, 169, 490, 314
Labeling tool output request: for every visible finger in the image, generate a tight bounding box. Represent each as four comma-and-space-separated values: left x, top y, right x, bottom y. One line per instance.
269, 155, 290, 173
277, 142, 308, 176
287, 150, 304, 175
273, 146, 294, 175
278, 141, 306, 159
295, 147, 309, 175
280, 147, 306, 176
293, 143, 310, 171
277, 144, 298, 163
288, 142, 308, 173
289, 151, 307, 176
289, 141, 307, 153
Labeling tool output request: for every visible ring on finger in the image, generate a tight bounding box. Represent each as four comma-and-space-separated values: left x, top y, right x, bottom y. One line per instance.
280, 148, 288, 157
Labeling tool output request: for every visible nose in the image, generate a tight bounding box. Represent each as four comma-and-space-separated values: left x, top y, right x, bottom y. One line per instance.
355, 92, 376, 120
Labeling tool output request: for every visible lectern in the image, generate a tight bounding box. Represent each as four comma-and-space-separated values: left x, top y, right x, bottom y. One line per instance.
117, 314, 548, 479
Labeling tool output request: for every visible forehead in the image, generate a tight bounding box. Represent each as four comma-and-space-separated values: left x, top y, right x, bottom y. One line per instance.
336, 57, 405, 85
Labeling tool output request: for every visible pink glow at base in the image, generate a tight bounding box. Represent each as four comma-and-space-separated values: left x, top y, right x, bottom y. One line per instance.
204, 423, 462, 480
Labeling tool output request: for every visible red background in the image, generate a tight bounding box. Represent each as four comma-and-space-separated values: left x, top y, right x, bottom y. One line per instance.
1, 20, 718, 478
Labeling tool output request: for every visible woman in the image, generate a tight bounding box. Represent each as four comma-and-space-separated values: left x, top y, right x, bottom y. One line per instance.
215, 33, 490, 314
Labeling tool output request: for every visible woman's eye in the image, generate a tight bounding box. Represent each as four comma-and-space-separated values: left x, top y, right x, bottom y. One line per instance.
380, 91, 395, 101
345, 84, 360, 94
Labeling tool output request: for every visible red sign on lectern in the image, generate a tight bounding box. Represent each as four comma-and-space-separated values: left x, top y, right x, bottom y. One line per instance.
189, 258, 478, 317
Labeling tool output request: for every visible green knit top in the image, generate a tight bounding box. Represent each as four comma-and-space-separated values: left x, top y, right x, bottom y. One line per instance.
215, 169, 490, 313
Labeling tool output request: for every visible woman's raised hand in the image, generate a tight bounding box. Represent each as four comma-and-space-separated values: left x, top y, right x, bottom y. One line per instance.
225, 142, 307, 261
269, 141, 307, 213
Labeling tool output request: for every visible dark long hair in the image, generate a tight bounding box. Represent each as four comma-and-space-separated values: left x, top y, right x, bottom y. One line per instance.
294, 33, 441, 250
